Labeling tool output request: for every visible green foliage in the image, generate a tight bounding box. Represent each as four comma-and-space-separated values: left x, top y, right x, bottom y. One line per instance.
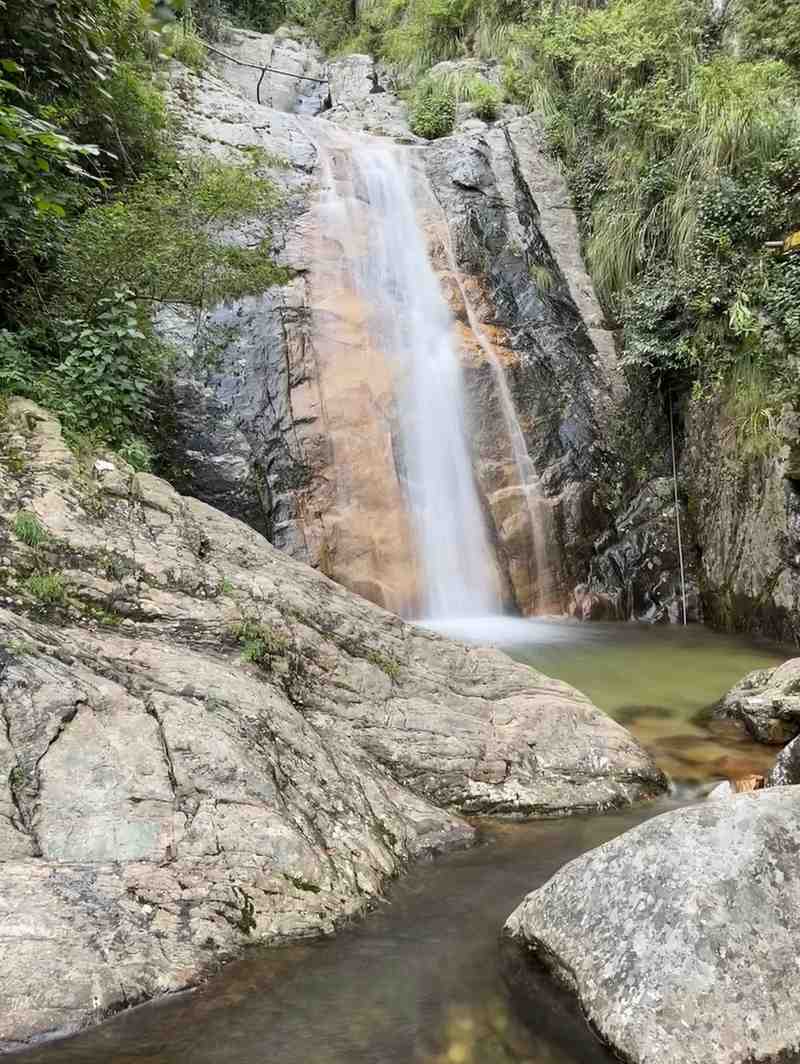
497, 0, 800, 445
117, 435, 155, 471
73, 61, 170, 178
363, 649, 401, 680
735, 0, 800, 69
54, 157, 285, 315
467, 76, 501, 119
0, 71, 100, 276
0, 291, 166, 446
12, 511, 46, 547
0, 156, 284, 449
234, 619, 290, 668
24, 571, 68, 605
409, 77, 456, 139
161, 18, 208, 71
529, 263, 554, 292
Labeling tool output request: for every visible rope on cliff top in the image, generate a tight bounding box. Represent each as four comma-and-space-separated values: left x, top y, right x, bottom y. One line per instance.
669, 393, 688, 625
202, 42, 329, 106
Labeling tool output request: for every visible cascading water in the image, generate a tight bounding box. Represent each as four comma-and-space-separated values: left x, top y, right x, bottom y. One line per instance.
429, 196, 561, 615
314, 132, 564, 639
320, 140, 501, 619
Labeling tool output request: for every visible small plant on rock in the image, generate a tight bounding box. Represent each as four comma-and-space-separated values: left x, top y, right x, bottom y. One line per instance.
12, 511, 47, 548
23, 571, 68, 605
233, 619, 290, 669
468, 78, 502, 120
409, 77, 456, 140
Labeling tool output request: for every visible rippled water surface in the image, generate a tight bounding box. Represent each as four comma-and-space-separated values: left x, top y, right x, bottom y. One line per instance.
10, 621, 792, 1064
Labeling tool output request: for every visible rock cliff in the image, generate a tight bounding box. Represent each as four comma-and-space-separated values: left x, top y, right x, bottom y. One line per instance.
0, 399, 663, 1050
159, 35, 620, 617
684, 399, 800, 645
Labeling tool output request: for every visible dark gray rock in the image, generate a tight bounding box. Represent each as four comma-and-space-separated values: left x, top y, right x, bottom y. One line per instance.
424, 118, 621, 611
505, 787, 800, 1064
684, 395, 800, 645
714, 658, 800, 744
573, 477, 702, 623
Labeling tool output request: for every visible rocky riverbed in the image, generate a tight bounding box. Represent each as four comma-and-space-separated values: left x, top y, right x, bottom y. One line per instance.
0, 398, 664, 1050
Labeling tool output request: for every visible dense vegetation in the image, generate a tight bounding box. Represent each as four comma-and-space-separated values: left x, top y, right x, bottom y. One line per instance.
229, 0, 799, 465
3, 0, 798, 478
0, 0, 283, 467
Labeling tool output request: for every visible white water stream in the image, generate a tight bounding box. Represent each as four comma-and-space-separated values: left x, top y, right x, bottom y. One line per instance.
346, 143, 501, 617
317, 134, 560, 630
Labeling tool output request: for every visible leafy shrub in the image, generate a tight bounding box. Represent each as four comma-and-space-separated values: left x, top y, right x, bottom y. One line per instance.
468, 77, 502, 119
50, 291, 165, 440
225, 0, 290, 33
78, 62, 169, 178
409, 78, 457, 139
53, 157, 285, 316
161, 20, 208, 71
233, 619, 290, 668
0, 68, 100, 281
24, 571, 68, 605
117, 436, 155, 472
736, 0, 800, 69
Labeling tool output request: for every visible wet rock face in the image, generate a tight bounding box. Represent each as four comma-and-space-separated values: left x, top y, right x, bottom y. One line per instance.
0, 399, 665, 1049
422, 119, 620, 613
684, 397, 800, 645
505, 788, 800, 1064
714, 658, 800, 744
160, 41, 620, 617
572, 477, 702, 623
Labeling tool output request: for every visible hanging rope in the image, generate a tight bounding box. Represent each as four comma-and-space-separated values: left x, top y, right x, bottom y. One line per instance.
202, 42, 329, 105
669, 392, 688, 625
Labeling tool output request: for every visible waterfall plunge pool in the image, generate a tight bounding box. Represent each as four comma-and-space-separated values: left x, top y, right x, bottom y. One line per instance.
8, 621, 791, 1064
420, 616, 790, 783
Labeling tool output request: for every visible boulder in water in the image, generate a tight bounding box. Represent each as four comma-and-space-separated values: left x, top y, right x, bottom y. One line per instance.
714, 658, 800, 743
768, 733, 800, 786
505, 787, 800, 1064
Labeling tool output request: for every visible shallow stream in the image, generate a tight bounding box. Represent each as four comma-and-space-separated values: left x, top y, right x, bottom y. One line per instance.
10, 621, 791, 1064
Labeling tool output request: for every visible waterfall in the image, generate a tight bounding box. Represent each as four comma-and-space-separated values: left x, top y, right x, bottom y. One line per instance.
428, 194, 560, 615
319, 140, 501, 619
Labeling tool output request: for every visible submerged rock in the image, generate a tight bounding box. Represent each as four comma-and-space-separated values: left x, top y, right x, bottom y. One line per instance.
0, 400, 664, 1050
505, 787, 800, 1064
714, 658, 800, 744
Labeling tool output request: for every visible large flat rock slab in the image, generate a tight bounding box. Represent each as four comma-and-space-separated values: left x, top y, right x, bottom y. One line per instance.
505, 787, 800, 1064
0, 400, 663, 1049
